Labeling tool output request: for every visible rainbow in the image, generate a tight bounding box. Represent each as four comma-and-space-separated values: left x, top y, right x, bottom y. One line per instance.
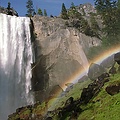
48, 44, 120, 110
59, 44, 120, 89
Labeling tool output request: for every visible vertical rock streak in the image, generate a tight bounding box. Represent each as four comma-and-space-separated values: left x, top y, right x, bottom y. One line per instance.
0, 14, 34, 119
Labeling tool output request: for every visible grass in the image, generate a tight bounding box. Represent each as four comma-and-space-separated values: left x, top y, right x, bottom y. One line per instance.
77, 71, 120, 120
48, 79, 92, 111
50, 63, 120, 120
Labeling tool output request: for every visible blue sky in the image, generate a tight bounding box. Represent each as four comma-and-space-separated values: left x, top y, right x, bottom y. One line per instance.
0, 0, 94, 16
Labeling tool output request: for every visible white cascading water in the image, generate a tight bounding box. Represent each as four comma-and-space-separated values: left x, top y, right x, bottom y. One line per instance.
0, 13, 34, 120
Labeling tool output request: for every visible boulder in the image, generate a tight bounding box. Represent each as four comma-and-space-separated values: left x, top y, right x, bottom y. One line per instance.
114, 52, 120, 65
100, 54, 115, 70
105, 83, 120, 95
88, 63, 106, 80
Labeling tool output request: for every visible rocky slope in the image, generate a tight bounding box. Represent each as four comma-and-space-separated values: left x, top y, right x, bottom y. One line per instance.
8, 52, 120, 120
31, 14, 101, 102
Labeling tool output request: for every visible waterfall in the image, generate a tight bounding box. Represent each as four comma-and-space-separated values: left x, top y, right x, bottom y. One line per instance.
0, 13, 34, 120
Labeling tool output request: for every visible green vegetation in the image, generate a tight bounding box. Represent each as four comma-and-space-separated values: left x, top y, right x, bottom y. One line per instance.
26, 0, 48, 17
61, 3, 68, 19
90, 14, 100, 38
26, 0, 35, 17
6, 2, 17, 16
8, 57, 120, 120
7, 2, 11, 10
43, 9, 47, 16
61, 2, 101, 37
78, 72, 120, 120
49, 79, 92, 111
37, 8, 43, 16
7, 2, 12, 15
50, 63, 120, 120
68, 2, 78, 18
61, 0, 120, 46
95, 0, 120, 42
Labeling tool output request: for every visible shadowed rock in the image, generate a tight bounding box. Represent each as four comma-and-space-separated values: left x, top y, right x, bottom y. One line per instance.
45, 117, 52, 120
114, 52, 120, 65
109, 66, 117, 75
65, 97, 74, 106
106, 84, 120, 95
80, 72, 109, 104
98, 73, 109, 81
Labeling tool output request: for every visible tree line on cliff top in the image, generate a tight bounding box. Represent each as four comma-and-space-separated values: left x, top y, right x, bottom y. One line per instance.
61, 0, 120, 44
26, 0, 47, 17
25, 0, 120, 43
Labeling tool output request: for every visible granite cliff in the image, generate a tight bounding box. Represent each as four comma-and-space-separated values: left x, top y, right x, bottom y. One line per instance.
31, 14, 101, 102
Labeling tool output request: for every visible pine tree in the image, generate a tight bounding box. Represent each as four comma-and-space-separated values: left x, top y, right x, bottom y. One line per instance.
26, 0, 35, 17
44, 9, 47, 16
95, 0, 118, 35
70, 2, 75, 9
68, 2, 79, 18
7, 2, 11, 10
7, 2, 13, 15
90, 14, 100, 37
61, 3, 68, 19
37, 8, 43, 16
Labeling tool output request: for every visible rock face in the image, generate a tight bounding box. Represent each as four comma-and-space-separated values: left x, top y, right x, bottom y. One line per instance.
76, 3, 96, 16
31, 15, 101, 102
